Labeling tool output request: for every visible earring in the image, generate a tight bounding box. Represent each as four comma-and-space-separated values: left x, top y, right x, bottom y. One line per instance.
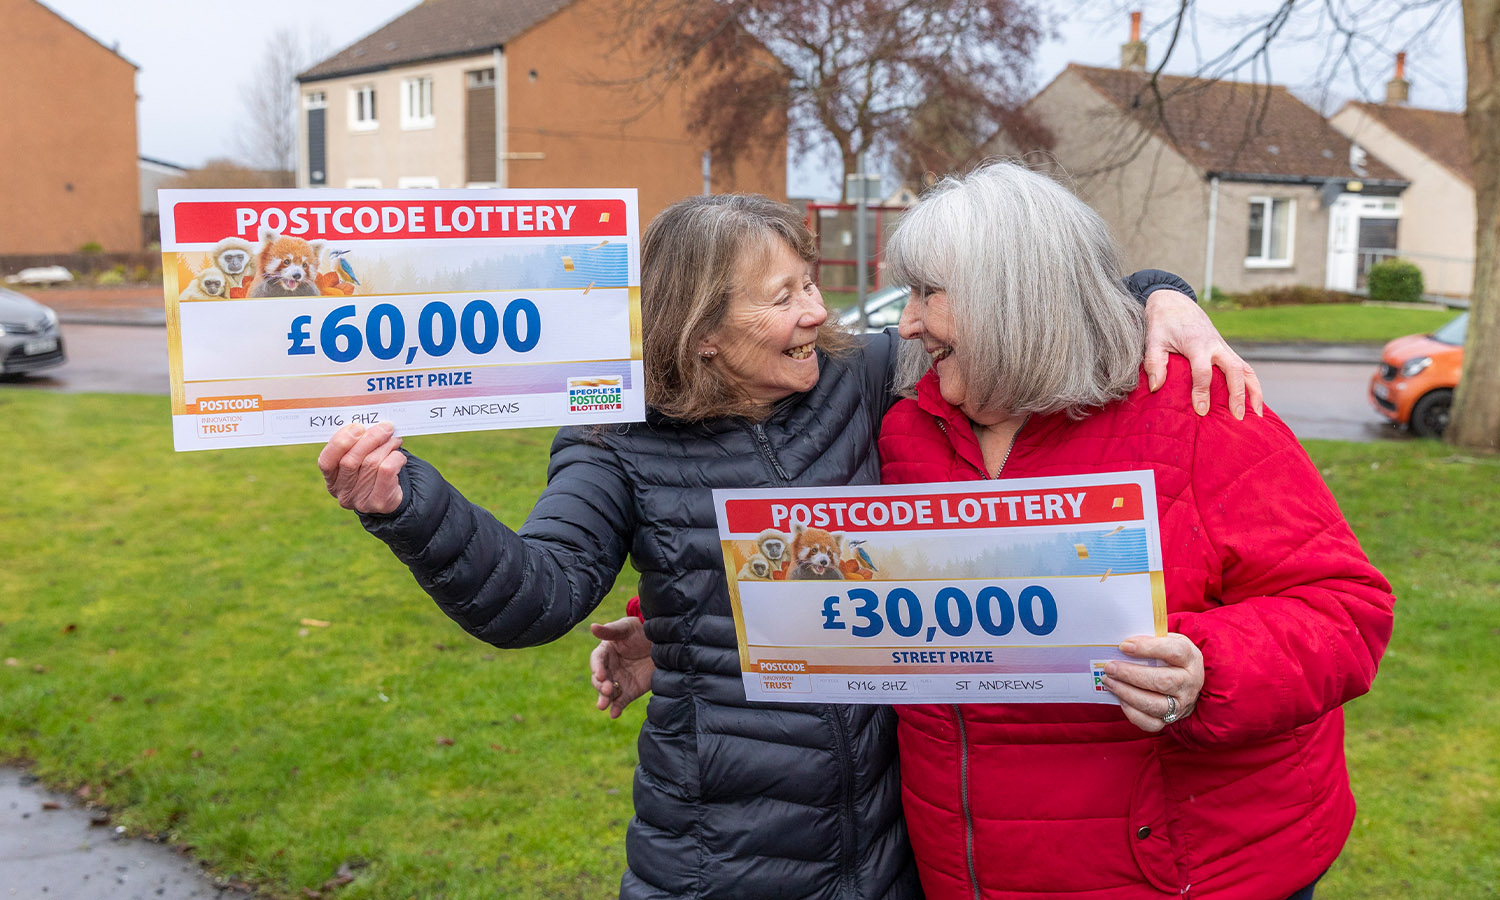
700, 349, 717, 359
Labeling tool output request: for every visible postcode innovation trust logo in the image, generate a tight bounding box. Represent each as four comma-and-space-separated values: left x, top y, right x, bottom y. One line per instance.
567, 376, 624, 413
1091, 661, 1109, 692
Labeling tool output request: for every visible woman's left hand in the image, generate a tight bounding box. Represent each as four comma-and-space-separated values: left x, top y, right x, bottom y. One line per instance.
1143, 289, 1264, 420
1102, 633, 1205, 734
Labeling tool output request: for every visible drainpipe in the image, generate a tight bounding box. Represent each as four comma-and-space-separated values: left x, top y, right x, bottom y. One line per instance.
1204, 175, 1220, 298
494, 47, 506, 187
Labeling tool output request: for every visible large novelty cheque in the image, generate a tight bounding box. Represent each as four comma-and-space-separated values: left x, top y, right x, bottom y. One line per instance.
158, 188, 643, 451
714, 472, 1167, 704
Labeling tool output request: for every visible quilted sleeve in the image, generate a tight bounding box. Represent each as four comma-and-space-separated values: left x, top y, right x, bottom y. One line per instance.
358, 427, 636, 649
1165, 386, 1394, 751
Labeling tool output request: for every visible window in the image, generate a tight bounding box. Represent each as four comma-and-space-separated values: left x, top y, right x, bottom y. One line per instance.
1246, 197, 1294, 266
466, 68, 495, 89
402, 76, 434, 129
303, 91, 326, 109
350, 85, 377, 130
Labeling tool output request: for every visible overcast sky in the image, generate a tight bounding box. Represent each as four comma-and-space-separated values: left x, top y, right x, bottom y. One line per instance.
43, 0, 1465, 199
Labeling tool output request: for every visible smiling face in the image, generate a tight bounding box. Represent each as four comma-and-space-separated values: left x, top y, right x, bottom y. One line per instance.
897, 287, 979, 413
701, 240, 827, 410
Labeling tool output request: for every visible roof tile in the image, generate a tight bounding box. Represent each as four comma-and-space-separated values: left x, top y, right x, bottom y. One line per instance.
300, 0, 576, 81
1066, 64, 1404, 182
1341, 101, 1471, 185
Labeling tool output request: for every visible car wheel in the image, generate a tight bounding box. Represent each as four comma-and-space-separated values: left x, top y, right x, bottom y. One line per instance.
1409, 389, 1453, 438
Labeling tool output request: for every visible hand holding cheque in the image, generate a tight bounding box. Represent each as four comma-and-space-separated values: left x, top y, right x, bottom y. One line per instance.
318, 422, 406, 515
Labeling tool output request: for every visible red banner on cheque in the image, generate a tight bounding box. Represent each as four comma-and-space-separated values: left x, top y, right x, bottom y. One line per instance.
722, 483, 1144, 534
172, 199, 629, 244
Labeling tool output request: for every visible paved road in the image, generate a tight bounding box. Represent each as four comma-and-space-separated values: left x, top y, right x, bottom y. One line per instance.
2, 324, 1411, 443
1, 770, 252, 900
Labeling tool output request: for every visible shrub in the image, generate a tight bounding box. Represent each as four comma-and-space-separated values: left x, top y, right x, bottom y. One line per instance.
130, 264, 150, 283
1367, 258, 1425, 304
95, 269, 125, 286
1229, 285, 1363, 308
78, 241, 103, 254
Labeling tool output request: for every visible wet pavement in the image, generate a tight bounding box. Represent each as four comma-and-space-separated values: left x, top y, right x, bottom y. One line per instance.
1, 769, 253, 900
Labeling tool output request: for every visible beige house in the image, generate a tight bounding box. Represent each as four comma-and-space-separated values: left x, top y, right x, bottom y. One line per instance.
296, 0, 785, 223
1026, 44, 1408, 297
1329, 64, 1473, 297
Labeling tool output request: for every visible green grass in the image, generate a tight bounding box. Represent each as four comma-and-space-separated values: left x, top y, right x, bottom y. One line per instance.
1206, 303, 1459, 343
2, 392, 1497, 898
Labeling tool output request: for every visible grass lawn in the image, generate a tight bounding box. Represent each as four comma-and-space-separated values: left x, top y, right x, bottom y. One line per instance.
2, 391, 1497, 898
1205, 303, 1459, 343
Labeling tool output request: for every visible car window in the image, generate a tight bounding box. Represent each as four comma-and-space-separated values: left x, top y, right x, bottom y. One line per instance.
1431, 312, 1468, 345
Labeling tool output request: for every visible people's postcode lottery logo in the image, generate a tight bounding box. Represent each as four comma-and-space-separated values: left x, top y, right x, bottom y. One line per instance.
568, 376, 624, 413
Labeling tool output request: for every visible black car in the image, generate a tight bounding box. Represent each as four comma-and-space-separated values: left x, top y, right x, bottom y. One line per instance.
0, 286, 66, 375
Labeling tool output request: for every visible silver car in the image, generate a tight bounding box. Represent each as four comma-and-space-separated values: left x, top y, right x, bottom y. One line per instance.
0, 286, 66, 375
837, 284, 912, 332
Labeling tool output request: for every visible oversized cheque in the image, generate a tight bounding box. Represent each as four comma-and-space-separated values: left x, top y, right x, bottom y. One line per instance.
713, 471, 1167, 704
159, 188, 643, 451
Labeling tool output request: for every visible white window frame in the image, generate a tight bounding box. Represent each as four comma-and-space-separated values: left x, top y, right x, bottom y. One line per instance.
397, 176, 440, 189
1246, 196, 1295, 268
349, 85, 377, 131
466, 68, 495, 89
401, 76, 435, 130
303, 90, 326, 110
345, 177, 382, 189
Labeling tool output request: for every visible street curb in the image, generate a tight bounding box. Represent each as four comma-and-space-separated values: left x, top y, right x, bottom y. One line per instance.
60, 311, 166, 327
1230, 342, 1383, 365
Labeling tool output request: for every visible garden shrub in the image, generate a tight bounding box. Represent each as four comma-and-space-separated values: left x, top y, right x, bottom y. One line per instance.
1366, 258, 1425, 304
1230, 285, 1363, 307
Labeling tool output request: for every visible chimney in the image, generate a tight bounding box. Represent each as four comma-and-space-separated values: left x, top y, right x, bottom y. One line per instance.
1121, 11, 1147, 71
1385, 51, 1410, 105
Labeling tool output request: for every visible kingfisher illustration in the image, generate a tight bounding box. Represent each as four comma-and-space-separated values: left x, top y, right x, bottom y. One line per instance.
329, 249, 361, 285
847, 539, 878, 573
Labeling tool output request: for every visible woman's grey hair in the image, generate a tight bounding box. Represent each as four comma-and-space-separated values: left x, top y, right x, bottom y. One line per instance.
886, 161, 1145, 418
641, 194, 851, 421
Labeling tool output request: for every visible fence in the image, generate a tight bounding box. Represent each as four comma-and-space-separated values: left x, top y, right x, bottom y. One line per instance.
1357, 247, 1473, 300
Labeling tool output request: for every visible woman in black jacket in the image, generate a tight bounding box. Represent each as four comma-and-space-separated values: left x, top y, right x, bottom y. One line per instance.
317, 193, 1258, 900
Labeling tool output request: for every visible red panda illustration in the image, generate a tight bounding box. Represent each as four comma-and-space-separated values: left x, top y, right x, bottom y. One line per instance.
788, 524, 845, 580
248, 227, 326, 297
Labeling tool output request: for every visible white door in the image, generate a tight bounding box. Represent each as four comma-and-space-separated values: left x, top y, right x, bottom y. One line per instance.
1325, 194, 1360, 290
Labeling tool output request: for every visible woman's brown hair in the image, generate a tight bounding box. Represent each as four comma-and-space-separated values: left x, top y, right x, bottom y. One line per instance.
641, 194, 850, 421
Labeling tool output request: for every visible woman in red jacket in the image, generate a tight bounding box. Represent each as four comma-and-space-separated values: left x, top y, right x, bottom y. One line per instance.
875, 162, 1394, 900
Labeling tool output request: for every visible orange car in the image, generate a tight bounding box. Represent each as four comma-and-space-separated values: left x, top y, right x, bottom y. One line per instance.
1368, 312, 1467, 437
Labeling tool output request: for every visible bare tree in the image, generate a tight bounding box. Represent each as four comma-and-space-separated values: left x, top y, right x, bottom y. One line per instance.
237, 28, 322, 185
621, 0, 1052, 190
1452, 0, 1500, 450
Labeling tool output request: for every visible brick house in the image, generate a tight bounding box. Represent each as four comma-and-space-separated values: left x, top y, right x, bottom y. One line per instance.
0, 0, 141, 254
1025, 24, 1408, 296
296, 0, 786, 222
1329, 57, 1474, 297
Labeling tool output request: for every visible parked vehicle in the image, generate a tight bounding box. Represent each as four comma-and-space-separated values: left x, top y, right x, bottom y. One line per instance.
837, 284, 912, 332
1368, 312, 1466, 437
0, 286, 66, 376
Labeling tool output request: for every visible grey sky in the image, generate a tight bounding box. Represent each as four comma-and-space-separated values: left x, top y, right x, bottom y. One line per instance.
43, 0, 1464, 198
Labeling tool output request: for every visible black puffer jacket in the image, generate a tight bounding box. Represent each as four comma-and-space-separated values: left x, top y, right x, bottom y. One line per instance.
363, 329, 921, 900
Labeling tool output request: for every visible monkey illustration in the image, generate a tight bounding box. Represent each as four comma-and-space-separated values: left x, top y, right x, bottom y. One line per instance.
737, 553, 774, 581
248, 227, 326, 297
209, 237, 256, 295
788, 524, 845, 580
178, 266, 229, 301
756, 529, 789, 566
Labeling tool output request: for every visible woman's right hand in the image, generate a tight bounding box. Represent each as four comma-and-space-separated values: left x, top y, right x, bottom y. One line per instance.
590, 616, 655, 718
317, 421, 407, 515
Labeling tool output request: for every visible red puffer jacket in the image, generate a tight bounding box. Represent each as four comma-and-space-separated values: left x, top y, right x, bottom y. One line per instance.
877, 358, 1394, 900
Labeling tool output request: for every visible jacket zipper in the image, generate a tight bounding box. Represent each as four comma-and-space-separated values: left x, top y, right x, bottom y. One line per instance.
948, 414, 1027, 899
827, 706, 858, 898
750, 423, 791, 481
